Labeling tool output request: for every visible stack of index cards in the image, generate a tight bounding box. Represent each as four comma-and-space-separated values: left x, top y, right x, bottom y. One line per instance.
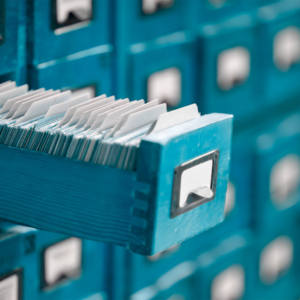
0, 81, 200, 170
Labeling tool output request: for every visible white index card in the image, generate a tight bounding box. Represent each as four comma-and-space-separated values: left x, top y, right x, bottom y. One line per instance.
260, 236, 293, 284
0, 273, 19, 300
107, 99, 157, 138
71, 85, 95, 99
274, 26, 300, 71
45, 91, 87, 118
148, 104, 200, 134
75, 97, 115, 128
0, 81, 16, 93
0, 85, 28, 107
0, 89, 45, 114
113, 103, 167, 137
58, 93, 92, 126
217, 47, 250, 91
83, 96, 116, 128
7, 90, 53, 119
11, 90, 59, 120
180, 159, 213, 207
16, 91, 70, 125
0, 80, 12, 88
44, 237, 82, 286
148, 67, 181, 107
211, 265, 245, 300
66, 95, 107, 126
56, 0, 92, 24
89, 99, 130, 130
97, 101, 144, 132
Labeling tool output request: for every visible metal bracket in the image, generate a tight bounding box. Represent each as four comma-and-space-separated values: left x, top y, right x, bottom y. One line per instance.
170, 150, 219, 218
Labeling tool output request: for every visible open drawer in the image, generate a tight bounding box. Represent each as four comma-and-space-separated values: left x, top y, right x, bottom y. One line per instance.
0, 113, 233, 255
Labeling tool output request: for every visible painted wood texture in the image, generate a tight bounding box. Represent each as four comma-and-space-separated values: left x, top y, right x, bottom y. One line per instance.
0, 0, 18, 76
136, 113, 233, 254
0, 145, 149, 251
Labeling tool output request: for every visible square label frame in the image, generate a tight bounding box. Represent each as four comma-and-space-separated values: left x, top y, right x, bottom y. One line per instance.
27, 0, 111, 64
